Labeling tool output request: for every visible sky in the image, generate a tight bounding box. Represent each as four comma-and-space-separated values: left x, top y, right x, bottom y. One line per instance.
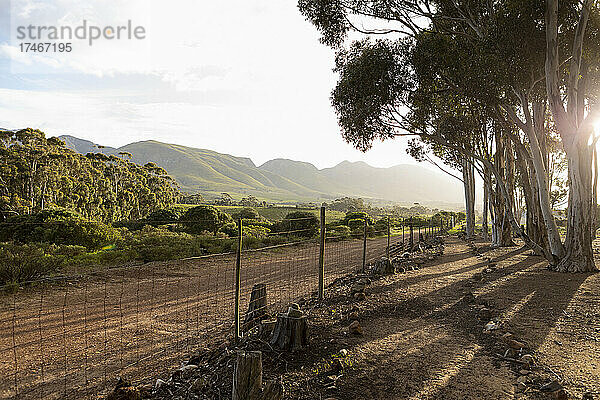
0, 0, 435, 172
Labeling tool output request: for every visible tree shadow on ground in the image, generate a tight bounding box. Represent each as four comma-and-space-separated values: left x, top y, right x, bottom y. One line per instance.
297, 240, 591, 399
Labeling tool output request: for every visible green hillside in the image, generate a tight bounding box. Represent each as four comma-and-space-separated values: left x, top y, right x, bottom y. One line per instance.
58, 135, 465, 206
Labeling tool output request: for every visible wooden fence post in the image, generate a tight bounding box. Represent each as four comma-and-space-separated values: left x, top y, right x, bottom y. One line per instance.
386, 216, 390, 259
362, 218, 367, 273
318, 206, 325, 300
402, 218, 405, 246
234, 219, 243, 343
409, 218, 414, 248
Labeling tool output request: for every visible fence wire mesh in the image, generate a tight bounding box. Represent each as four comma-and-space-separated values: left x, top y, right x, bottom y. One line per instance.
0, 216, 448, 399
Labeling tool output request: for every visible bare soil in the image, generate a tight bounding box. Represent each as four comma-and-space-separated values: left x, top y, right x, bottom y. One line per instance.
153, 236, 600, 400
286, 236, 600, 399
0, 236, 393, 400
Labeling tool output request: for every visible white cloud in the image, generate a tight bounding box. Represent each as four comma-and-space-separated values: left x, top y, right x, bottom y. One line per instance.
0, 0, 450, 174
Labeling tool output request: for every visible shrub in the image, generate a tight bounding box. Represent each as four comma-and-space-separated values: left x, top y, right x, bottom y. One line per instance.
243, 225, 270, 239
129, 226, 206, 262
234, 207, 260, 220
342, 212, 374, 226
0, 209, 121, 250
0, 243, 61, 285
348, 218, 365, 231
274, 211, 319, 238
181, 205, 232, 234
219, 222, 238, 237
331, 225, 351, 238
373, 218, 389, 234
146, 209, 181, 226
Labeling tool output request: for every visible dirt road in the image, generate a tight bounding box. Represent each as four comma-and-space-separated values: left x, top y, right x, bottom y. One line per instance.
0, 235, 398, 399
284, 237, 600, 399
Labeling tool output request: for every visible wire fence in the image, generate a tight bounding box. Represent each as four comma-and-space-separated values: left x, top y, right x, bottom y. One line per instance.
0, 211, 451, 399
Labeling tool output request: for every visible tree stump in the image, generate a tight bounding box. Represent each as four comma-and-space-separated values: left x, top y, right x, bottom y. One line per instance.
244, 283, 267, 330
231, 351, 283, 400
270, 307, 308, 351
232, 351, 262, 400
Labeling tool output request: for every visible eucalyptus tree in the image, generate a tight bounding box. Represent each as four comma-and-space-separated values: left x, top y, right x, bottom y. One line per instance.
0, 129, 180, 222
543, 0, 600, 271
298, 0, 600, 270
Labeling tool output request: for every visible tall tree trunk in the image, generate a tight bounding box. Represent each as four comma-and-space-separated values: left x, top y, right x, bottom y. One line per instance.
462, 157, 476, 239
494, 131, 514, 247
526, 100, 565, 259
482, 168, 490, 241
593, 146, 598, 238
545, 0, 596, 272
558, 141, 596, 272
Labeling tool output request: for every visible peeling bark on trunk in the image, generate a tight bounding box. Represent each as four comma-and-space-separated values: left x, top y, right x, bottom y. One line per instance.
482, 169, 490, 241
526, 100, 565, 260
545, 0, 596, 272
493, 131, 514, 247
558, 141, 597, 272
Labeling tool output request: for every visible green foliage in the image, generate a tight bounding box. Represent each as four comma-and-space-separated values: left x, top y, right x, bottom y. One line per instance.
0, 209, 121, 250
219, 222, 238, 237
330, 225, 351, 238
342, 211, 374, 226
327, 197, 367, 212
0, 129, 179, 222
146, 208, 182, 226
347, 218, 364, 231
274, 211, 319, 238
234, 207, 260, 220
243, 225, 270, 239
179, 193, 204, 205
373, 218, 389, 233
0, 243, 60, 285
332, 39, 413, 151
181, 205, 232, 234
127, 226, 206, 262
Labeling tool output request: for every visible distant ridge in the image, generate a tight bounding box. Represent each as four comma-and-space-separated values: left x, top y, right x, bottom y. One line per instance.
58, 135, 464, 207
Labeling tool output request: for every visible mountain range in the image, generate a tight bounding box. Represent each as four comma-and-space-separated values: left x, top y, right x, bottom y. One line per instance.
58, 135, 464, 208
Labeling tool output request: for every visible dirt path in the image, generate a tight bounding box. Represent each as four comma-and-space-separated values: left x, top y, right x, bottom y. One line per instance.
0, 235, 397, 400
286, 237, 600, 399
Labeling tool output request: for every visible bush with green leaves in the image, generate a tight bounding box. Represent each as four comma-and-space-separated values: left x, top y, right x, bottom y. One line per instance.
0, 209, 122, 250
219, 222, 238, 237
128, 226, 207, 262
243, 225, 270, 239
330, 225, 351, 238
146, 208, 183, 226
0, 243, 64, 285
181, 205, 232, 234
273, 211, 319, 238
342, 211, 374, 226
233, 207, 260, 220
347, 218, 365, 231
373, 218, 390, 234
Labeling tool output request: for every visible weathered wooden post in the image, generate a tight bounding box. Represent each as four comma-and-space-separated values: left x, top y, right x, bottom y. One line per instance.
402, 218, 405, 246
233, 351, 262, 400
409, 218, 414, 249
234, 219, 243, 343
386, 216, 390, 259
318, 206, 325, 300
244, 283, 267, 330
232, 350, 283, 400
362, 218, 367, 273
